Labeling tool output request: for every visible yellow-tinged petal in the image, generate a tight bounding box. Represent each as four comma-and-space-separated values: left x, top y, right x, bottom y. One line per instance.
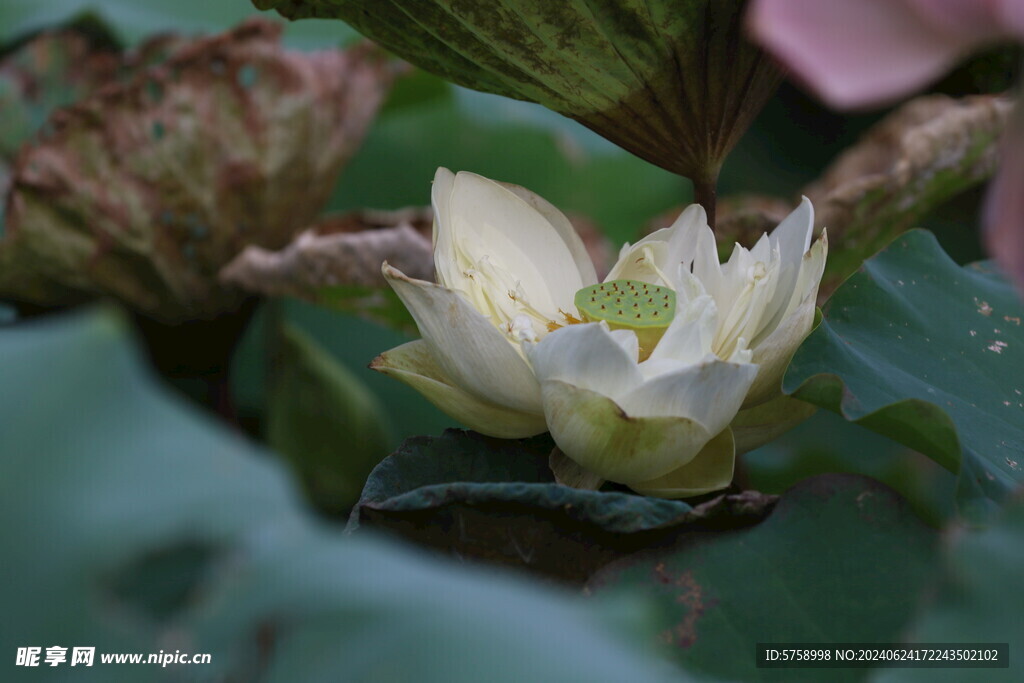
383, 263, 543, 414
627, 429, 736, 498
539, 380, 715, 483
371, 340, 547, 438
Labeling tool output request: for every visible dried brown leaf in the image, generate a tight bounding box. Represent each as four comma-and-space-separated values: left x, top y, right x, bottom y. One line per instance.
221, 205, 613, 332
0, 19, 394, 322
808, 94, 1010, 296
221, 208, 435, 297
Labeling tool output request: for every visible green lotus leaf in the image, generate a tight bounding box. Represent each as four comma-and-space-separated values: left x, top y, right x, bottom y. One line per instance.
351, 429, 778, 583
588, 474, 940, 681
785, 230, 1024, 521
253, 0, 782, 193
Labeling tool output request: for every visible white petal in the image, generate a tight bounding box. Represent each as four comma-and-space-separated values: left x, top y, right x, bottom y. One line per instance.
431, 167, 458, 283
540, 380, 716, 482
673, 262, 709, 305
626, 429, 735, 498
446, 172, 586, 314
744, 234, 828, 406
498, 179, 598, 287
371, 340, 547, 438
383, 263, 542, 414
713, 255, 781, 359
771, 196, 814, 268
759, 197, 817, 334
617, 359, 758, 436
691, 223, 725, 302
529, 322, 643, 397
647, 294, 718, 366
606, 204, 708, 289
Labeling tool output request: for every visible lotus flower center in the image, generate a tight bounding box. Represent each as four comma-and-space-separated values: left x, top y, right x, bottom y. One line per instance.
574, 279, 675, 360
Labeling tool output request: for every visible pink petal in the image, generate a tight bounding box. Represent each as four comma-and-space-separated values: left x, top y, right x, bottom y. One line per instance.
748, 0, 973, 109
906, 0, 1024, 42
984, 108, 1024, 296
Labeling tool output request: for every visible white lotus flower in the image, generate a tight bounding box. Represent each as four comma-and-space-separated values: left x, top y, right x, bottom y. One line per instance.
373, 168, 827, 497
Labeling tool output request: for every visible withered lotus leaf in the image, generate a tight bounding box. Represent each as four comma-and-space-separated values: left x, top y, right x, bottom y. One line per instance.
252, 0, 782, 189
0, 24, 123, 215
0, 19, 393, 322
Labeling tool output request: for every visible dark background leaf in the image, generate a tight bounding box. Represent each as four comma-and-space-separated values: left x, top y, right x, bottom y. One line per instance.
353, 429, 777, 583
0, 308, 681, 682
588, 474, 941, 682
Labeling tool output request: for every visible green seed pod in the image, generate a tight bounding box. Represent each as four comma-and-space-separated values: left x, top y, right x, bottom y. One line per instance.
574, 279, 675, 360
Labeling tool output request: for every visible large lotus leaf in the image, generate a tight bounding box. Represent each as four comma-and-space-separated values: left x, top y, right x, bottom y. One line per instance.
351, 429, 778, 583
744, 409, 956, 528
876, 493, 1024, 683
0, 19, 392, 323
784, 230, 1024, 522
0, 309, 680, 682
253, 0, 782, 190
588, 474, 941, 682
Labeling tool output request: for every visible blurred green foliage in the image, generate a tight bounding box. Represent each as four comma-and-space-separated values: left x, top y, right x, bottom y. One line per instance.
0, 309, 680, 682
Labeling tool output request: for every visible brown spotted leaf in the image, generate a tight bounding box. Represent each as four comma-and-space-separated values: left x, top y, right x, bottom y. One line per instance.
0, 23, 121, 213
252, 0, 782, 187
785, 230, 1024, 523
0, 19, 393, 323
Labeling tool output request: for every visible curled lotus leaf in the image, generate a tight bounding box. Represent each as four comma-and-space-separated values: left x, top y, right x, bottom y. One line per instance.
252, 0, 782, 186
222, 207, 434, 334
0, 19, 394, 323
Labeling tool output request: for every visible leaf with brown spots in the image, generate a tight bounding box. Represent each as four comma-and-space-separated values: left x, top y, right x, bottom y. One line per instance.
0, 18, 394, 323
786, 231, 1024, 522
252, 0, 782, 194
588, 474, 940, 681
